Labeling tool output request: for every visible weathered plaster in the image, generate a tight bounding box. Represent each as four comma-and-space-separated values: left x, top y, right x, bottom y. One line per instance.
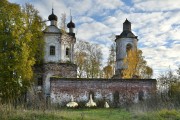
50, 78, 156, 106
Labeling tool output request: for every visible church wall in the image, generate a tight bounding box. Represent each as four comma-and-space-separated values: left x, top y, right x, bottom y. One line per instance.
60, 33, 75, 63
44, 34, 61, 63
50, 78, 156, 107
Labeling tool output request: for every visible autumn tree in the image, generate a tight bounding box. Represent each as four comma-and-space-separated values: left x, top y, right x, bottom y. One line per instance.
60, 13, 66, 33
74, 40, 88, 78
103, 43, 115, 78
103, 65, 113, 78
74, 40, 103, 78
158, 66, 180, 105
122, 49, 153, 79
22, 3, 45, 64
0, 1, 44, 103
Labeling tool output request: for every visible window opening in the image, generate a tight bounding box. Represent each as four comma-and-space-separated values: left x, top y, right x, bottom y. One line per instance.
66, 48, 70, 56
50, 46, 55, 55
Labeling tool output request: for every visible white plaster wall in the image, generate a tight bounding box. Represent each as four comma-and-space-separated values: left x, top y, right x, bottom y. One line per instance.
44, 34, 61, 63
60, 34, 76, 63
44, 73, 54, 95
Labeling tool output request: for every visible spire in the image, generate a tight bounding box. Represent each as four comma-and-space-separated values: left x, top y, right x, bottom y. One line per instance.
70, 9, 72, 21
67, 10, 75, 28
123, 18, 131, 31
52, 8, 54, 14
52, 3, 54, 13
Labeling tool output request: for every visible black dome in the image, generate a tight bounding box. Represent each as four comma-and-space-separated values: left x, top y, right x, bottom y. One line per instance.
67, 20, 75, 28
48, 9, 57, 21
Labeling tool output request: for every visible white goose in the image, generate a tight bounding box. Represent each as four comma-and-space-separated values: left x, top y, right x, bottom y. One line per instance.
66, 95, 78, 107
86, 94, 96, 107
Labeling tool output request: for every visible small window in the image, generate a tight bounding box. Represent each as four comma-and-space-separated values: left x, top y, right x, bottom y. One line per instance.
37, 77, 43, 86
66, 48, 70, 56
50, 46, 55, 55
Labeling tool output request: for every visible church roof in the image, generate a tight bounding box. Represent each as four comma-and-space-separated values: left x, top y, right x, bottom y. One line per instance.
48, 8, 58, 21
43, 25, 60, 33
119, 30, 137, 38
116, 19, 138, 39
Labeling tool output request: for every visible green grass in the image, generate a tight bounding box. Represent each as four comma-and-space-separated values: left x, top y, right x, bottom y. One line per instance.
133, 109, 180, 120
0, 108, 180, 120
0, 108, 131, 120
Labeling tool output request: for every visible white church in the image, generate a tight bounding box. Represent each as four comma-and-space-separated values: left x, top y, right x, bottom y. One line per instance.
34, 9, 155, 107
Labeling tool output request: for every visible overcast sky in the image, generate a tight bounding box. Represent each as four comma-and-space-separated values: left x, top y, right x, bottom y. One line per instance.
8, 0, 180, 78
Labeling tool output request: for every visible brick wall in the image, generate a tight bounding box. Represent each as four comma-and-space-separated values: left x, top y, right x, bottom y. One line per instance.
34, 63, 77, 95
43, 63, 77, 78
50, 78, 156, 107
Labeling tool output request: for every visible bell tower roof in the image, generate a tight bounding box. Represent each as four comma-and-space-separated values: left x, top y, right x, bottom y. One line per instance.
123, 18, 131, 31
115, 19, 137, 39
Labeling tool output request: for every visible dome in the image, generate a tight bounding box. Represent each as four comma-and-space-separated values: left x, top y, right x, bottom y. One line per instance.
67, 20, 75, 28
48, 9, 57, 21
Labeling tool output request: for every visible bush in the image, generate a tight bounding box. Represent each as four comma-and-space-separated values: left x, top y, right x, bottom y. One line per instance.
158, 109, 180, 119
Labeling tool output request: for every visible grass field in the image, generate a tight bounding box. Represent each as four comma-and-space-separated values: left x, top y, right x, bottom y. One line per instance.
1, 108, 180, 120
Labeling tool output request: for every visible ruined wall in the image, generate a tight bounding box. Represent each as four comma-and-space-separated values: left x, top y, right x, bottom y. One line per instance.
43, 63, 77, 78
50, 78, 156, 106
34, 63, 77, 95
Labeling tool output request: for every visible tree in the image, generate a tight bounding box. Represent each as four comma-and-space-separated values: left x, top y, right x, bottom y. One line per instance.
103, 43, 115, 78
74, 40, 103, 78
103, 65, 113, 78
0, 1, 44, 103
74, 41, 87, 78
22, 3, 45, 64
157, 66, 180, 105
107, 43, 116, 75
122, 49, 153, 79
60, 13, 66, 32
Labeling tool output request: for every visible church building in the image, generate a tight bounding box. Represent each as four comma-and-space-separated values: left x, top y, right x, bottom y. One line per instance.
36, 9, 77, 98
35, 9, 156, 107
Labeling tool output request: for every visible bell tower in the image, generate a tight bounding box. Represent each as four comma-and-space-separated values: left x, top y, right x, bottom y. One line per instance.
114, 19, 138, 78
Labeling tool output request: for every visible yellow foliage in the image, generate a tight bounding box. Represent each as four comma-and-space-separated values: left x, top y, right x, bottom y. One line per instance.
103, 65, 113, 78
122, 49, 153, 79
122, 49, 139, 78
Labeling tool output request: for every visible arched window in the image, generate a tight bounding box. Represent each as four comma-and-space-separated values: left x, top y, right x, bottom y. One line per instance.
138, 91, 144, 101
50, 46, 55, 55
66, 48, 70, 56
113, 91, 119, 107
37, 77, 43, 86
126, 43, 132, 53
